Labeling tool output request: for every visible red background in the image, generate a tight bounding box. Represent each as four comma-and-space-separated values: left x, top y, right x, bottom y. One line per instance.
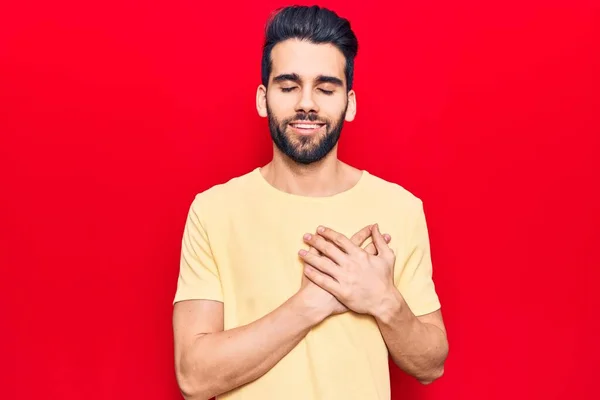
1, 1, 599, 399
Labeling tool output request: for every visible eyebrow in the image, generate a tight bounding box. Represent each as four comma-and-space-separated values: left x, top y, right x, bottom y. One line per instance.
272, 73, 344, 87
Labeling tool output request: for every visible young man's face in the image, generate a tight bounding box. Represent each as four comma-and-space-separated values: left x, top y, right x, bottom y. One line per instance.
257, 39, 356, 164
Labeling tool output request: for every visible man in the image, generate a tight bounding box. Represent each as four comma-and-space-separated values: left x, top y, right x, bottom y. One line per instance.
172, 5, 448, 400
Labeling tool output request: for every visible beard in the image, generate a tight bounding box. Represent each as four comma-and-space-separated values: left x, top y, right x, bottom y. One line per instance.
267, 102, 347, 165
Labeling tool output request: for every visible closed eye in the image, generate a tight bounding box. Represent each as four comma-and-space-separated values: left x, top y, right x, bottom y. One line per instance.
280, 87, 334, 95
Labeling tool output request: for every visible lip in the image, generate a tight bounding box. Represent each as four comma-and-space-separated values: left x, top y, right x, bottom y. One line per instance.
289, 120, 326, 125
288, 122, 326, 135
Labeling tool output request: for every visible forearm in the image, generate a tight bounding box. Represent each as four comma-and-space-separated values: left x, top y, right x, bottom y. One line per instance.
373, 290, 448, 384
178, 293, 325, 400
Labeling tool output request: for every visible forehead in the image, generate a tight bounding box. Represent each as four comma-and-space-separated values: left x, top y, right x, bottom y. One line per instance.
270, 39, 346, 82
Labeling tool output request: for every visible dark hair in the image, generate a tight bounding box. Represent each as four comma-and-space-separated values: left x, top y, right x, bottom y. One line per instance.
261, 5, 359, 91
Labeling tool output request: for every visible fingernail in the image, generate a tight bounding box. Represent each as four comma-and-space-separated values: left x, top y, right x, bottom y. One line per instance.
317, 226, 325, 233
299, 249, 307, 256
304, 233, 312, 240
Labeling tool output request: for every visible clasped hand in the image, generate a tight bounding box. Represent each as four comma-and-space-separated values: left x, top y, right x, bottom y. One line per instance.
298, 224, 396, 316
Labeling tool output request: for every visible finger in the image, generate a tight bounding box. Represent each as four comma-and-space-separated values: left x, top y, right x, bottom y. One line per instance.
364, 242, 376, 255
372, 224, 392, 256
304, 232, 347, 264
350, 224, 373, 247
301, 245, 320, 285
316, 226, 361, 256
310, 226, 328, 256
299, 249, 340, 280
307, 244, 320, 255
304, 264, 341, 297
364, 233, 391, 255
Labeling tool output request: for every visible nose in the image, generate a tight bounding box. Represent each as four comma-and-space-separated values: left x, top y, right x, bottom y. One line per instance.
295, 87, 319, 114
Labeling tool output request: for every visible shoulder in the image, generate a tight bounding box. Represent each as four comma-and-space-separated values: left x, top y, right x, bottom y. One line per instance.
363, 172, 431, 243
364, 171, 424, 212
188, 168, 258, 216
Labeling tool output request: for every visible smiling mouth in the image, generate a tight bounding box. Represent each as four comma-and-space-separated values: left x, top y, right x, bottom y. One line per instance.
288, 122, 326, 135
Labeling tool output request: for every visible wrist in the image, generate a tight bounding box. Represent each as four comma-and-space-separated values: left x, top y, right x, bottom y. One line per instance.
371, 287, 405, 324
292, 288, 329, 326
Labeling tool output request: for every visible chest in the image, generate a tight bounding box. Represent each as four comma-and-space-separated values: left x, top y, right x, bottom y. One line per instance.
209, 205, 403, 326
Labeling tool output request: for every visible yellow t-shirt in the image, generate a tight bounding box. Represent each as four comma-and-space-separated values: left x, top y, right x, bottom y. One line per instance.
173, 167, 441, 400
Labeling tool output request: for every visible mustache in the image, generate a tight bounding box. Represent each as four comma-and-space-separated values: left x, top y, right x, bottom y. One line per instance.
283, 112, 328, 124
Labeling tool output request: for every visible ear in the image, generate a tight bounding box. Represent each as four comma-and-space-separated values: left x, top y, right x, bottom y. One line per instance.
256, 84, 268, 118
345, 89, 357, 122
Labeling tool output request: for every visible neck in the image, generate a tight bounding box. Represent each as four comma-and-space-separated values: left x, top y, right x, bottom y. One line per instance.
260, 145, 356, 197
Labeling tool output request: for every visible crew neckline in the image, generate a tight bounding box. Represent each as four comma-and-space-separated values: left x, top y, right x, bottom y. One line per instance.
252, 167, 370, 203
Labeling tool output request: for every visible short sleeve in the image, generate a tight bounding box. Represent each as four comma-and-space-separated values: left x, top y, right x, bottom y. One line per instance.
173, 196, 223, 304
394, 201, 441, 316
